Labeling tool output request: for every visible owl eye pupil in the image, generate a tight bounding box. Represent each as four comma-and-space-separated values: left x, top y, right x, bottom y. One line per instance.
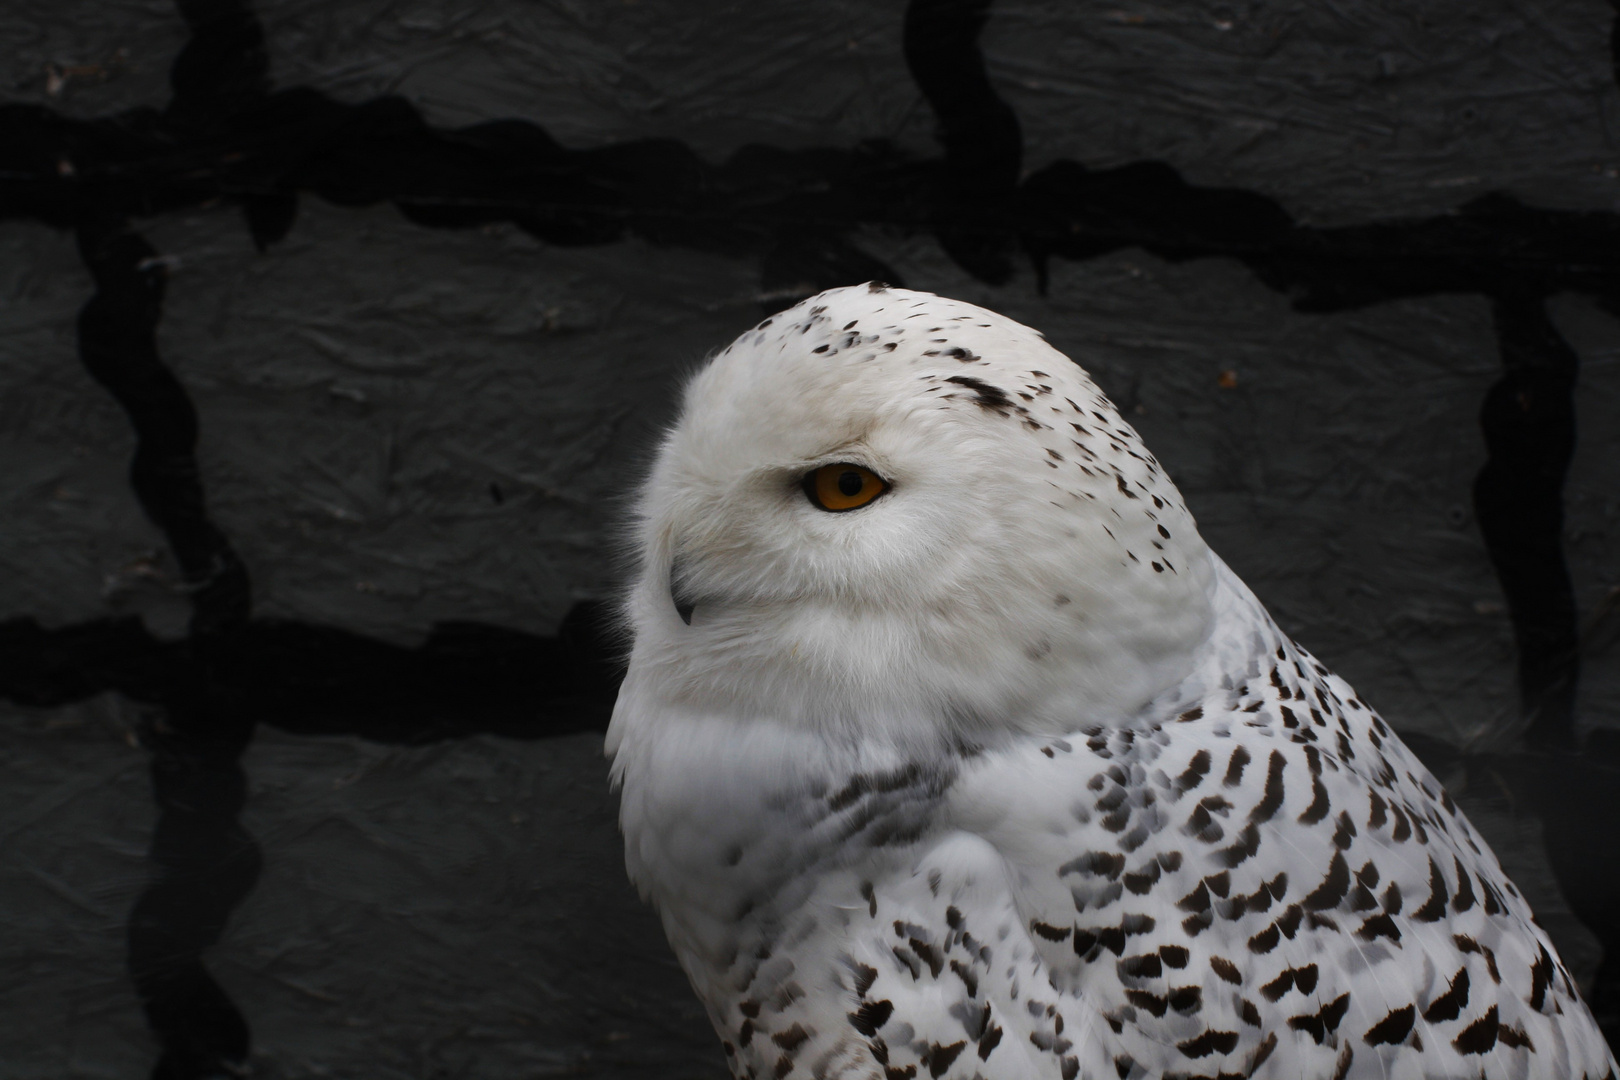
803, 462, 888, 512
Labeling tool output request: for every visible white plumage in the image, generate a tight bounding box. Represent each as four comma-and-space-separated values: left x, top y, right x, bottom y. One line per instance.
607, 284, 1615, 1080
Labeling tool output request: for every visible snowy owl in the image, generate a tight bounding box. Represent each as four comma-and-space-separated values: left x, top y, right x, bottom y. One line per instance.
606, 284, 1614, 1080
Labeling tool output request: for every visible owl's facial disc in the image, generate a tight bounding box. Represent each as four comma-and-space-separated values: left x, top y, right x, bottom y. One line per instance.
624, 284, 1217, 738
671, 464, 890, 625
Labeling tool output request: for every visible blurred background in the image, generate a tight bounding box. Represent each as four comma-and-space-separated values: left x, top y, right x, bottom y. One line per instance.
1, 0, 1617, 1076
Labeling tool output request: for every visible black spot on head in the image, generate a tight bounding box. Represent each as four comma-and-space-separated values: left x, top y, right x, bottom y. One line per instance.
944, 375, 1013, 412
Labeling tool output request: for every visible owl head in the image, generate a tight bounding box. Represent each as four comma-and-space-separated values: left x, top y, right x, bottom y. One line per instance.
611, 284, 1215, 752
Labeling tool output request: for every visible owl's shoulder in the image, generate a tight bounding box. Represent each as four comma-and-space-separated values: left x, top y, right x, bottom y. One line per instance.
928, 626, 1611, 1079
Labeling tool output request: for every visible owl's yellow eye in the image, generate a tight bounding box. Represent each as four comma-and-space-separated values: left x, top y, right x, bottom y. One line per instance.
804, 463, 888, 512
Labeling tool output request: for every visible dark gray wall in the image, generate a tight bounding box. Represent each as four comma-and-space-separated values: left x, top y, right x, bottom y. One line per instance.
1, 1, 1617, 1077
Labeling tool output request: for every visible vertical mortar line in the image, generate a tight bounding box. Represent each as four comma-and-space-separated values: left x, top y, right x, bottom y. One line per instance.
1611, 0, 1620, 91
903, 0, 1023, 284
1472, 289, 1580, 751
76, 206, 262, 1079
97, 1, 278, 1073
75, 217, 251, 632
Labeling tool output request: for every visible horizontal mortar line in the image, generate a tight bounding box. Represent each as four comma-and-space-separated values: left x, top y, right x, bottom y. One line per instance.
0, 605, 620, 742
0, 98, 1615, 306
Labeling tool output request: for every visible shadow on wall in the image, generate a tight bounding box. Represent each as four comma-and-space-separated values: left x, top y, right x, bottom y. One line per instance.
0, 0, 1618, 1074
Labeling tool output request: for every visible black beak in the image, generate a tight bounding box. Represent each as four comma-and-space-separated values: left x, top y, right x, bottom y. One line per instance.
670, 558, 696, 625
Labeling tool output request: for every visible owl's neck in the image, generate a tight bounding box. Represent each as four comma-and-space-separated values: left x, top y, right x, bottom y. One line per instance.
611, 569, 1243, 758
608, 557, 1280, 985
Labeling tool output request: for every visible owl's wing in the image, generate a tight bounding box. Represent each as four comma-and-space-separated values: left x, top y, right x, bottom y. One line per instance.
922, 661, 1617, 1079
628, 649, 1613, 1080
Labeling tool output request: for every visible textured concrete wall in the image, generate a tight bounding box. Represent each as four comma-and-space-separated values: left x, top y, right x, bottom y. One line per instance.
1, 1, 1617, 1077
